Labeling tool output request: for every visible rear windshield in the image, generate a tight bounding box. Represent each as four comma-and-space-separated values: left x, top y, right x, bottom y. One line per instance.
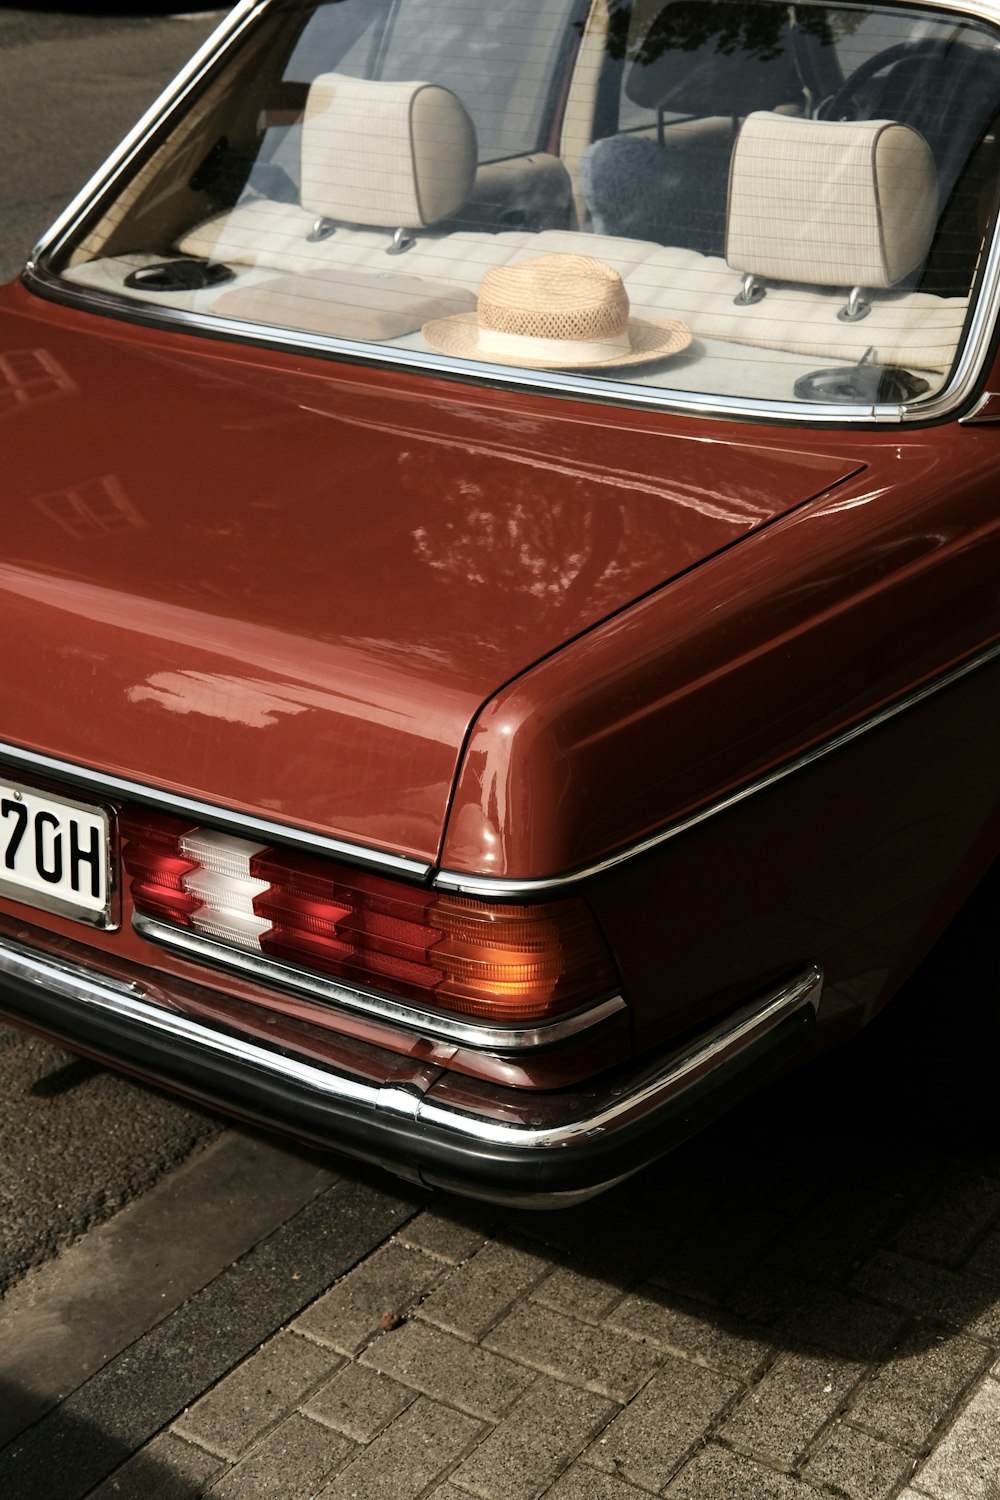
48, 0, 1000, 413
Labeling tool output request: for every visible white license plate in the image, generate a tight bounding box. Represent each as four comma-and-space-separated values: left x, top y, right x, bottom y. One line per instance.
0, 777, 114, 928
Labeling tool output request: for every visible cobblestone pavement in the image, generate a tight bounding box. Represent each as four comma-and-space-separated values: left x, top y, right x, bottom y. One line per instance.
3, 882, 1000, 1500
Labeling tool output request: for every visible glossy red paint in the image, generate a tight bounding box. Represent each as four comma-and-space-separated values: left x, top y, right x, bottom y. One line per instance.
0, 282, 863, 868
442, 422, 1000, 879
0, 0, 996, 1204
586, 652, 1000, 1056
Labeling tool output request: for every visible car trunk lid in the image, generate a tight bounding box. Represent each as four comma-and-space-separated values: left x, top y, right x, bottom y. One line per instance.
0, 295, 864, 864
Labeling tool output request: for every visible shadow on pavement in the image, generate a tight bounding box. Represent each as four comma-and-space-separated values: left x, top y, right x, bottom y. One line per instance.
460, 859, 1000, 1363
0, 1378, 202, 1500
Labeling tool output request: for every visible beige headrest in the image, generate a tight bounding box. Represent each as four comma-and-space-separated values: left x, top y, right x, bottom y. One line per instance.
301, 74, 477, 230
726, 112, 938, 289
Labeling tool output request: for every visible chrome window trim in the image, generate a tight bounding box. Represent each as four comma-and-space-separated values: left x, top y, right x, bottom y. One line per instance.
134, 913, 627, 1053
0, 740, 431, 880
22, 0, 1000, 429
20, 266, 904, 428
0, 928, 821, 1154
435, 637, 1000, 898
24, 0, 265, 270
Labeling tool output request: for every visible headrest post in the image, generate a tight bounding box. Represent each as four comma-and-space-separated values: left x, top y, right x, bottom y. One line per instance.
387, 228, 416, 256
838, 286, 872, 322
306, 216, 336, 243
734, 273, 766, 307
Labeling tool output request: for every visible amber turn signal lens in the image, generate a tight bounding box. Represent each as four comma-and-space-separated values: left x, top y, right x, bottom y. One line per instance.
120, 813, 620, 1023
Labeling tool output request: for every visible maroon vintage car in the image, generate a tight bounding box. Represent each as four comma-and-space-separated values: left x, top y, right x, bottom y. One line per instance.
0, 0, 997, 1203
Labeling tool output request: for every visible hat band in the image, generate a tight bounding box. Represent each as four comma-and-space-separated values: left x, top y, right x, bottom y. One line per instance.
476, 324, 631, 365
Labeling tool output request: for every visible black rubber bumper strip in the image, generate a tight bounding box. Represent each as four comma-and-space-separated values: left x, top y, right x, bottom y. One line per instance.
0, 934, 821, 1204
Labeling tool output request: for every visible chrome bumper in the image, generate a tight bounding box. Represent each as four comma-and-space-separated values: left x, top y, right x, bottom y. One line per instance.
0, 931, 821, 1205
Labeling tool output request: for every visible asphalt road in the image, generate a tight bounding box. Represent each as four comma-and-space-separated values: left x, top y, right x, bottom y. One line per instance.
0, 6, 227, 282
0, 6, 229, 1294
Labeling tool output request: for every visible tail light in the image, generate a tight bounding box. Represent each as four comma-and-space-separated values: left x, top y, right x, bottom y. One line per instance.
119, 812, 619, 1023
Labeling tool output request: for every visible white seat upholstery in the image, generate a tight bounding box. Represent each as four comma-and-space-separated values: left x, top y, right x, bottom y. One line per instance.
171, 93, 965, 372
301, 73, 477, 231
726, 111, 938, 289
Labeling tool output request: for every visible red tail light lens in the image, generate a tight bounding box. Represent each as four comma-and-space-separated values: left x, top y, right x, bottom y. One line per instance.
120, 813, 619, 1022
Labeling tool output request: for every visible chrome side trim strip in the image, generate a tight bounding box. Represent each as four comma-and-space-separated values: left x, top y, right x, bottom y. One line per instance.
0, 739, 430, 880
0, 930, 820, 1151
133, 914, 627, 1053
26, 0, 265, 268
435, 638, 1000, 897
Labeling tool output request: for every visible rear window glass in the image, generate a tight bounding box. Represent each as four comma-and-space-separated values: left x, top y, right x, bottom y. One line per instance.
49, 0, 1000, 415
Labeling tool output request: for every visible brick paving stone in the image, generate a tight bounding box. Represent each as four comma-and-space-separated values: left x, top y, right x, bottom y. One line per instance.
173, 1330, 339, 1460
360, 1318, 535, 1421
892, 1169, 1000, 1265
450, 1376, 616, 1500
858, 1158, 937, 1202
545, 1463, 661, 1499
0, 1178, 422, 1500
318, 1395, 484, 1500
415, 1240, 551, 1340
730, 1267, 905, 1360
914, 1378, 1000, 1500
484, 1299, 662, 1404
963, 1226, 1000, 1282
87, 1432, 226, 1499
605, 1286, 773, 1380
802, 1423, 913, 1500
714, 1155, 822, 1218
398, 1204, 500, 1266
603, 1162, 722, 1231
529, 1218, 663, 1324
207, 1412, 355, 1498
774, 1184, 901, 1281
583, 1354, 739, 1492
647, 1202, 788, 1302
294, 1241, 444, 1356
852, 1251, 1000, 1340
303, 1361, 416, 1442
848, 1331, 992, 1449
719, 1351, 863, 1469
503, 1204, 605, 1254
665, 1442, 816, 1498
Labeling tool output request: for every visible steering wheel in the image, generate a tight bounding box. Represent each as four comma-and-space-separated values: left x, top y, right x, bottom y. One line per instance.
819, 38, 954, 122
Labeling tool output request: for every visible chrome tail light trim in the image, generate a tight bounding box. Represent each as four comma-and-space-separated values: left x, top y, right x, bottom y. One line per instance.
133, 914, 627, 1054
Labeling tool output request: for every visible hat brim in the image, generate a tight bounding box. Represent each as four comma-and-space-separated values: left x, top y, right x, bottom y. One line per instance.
420, 312, 691, 369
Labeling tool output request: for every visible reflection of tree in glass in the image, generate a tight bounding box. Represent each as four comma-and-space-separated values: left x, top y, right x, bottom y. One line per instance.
603, 1, 865, 64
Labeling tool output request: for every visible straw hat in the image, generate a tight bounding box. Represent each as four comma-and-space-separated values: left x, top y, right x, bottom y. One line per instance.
422, 253, 691, 370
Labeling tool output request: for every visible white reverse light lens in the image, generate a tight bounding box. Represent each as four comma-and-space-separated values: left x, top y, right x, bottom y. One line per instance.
180, 830, 272, 951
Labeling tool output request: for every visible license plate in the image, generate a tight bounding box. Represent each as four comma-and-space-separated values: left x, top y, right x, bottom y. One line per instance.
0, 776, 115, 928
